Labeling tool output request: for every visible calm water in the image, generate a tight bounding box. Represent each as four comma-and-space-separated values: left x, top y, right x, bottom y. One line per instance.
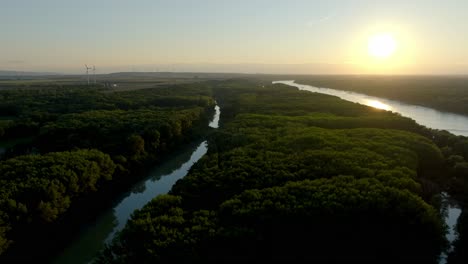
209, 105, 220, 128
439, 193, 462, 264
273, 80, 468, 137
53, 105, 220, 264
275, 80, 464, 264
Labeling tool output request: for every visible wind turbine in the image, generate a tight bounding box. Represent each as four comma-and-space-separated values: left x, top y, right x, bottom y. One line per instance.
85, 64, 92, 85
93, 65, 96, 84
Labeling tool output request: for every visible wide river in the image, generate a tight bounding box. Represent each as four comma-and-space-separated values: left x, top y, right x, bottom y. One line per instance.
53, 105, 220, 264
274, 80, 464, 264
273, 80, 468, 137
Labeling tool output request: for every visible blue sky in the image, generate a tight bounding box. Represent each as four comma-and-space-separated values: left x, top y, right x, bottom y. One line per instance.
1, 0, 467, 74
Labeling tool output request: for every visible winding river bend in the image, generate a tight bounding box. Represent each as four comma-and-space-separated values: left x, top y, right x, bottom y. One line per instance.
53, 105, 220, 264
274, 80, 464, 264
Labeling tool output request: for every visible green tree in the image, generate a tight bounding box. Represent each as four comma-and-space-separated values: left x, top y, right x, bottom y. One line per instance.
127, 134, 145, 158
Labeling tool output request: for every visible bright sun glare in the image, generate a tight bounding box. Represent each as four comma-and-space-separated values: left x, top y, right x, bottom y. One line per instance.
364, 99, 392, 111
368, 33, 397, 59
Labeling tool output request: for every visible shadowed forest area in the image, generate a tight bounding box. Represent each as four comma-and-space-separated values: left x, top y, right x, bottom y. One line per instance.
0, 78, 467, 263
0, 82, 216, 261
96, 79, 468, 263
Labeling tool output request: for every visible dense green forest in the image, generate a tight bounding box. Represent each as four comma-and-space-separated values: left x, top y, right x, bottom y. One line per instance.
287, 75, 468, 116
1, 79, 467, 263
99, 80, 468, 263
0, 83, 216, 260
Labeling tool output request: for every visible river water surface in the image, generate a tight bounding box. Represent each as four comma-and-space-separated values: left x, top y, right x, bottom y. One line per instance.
439, 193, 462, 264
53, 105, 220, 264
273, 80, 468, 137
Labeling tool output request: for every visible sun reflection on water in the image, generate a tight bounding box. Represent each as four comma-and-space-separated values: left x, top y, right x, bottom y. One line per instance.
364, 99, 392, 111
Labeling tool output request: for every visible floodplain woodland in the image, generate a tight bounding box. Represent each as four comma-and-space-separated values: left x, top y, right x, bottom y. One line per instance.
0, 75, 467, 263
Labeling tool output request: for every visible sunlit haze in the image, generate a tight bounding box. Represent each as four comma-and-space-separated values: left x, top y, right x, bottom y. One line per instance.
368, 33, 397, 59
1, 0, 468, 74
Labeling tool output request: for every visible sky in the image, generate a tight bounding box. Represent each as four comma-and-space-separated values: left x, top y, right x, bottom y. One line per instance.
1, 0, 467, 74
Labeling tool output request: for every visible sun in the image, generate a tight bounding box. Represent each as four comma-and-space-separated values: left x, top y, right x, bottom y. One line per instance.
368, 33, 397, 59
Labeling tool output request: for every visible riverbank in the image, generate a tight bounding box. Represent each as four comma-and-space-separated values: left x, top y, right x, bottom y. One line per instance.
292, 75, 468, 117
273, 80, 468, 137
0, 103, 218, 263
1, 135, 209, 263
52, 104, 220, 264
53, 140, 209, 264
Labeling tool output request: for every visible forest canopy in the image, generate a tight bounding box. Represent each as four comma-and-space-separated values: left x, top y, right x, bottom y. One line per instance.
99, 80, 452, 263
0, 83, 216, 259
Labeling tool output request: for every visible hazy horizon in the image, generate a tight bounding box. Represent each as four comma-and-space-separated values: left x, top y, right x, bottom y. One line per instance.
2, 0, 468, 75
4, 62, 468, 76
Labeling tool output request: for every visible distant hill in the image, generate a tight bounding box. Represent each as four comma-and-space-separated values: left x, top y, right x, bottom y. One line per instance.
0, 70, 61, 77
106, 71, 251, 79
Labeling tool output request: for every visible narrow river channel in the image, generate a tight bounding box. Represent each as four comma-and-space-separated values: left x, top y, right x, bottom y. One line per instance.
274, 80, 465, 264
53, 105, 220, 264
